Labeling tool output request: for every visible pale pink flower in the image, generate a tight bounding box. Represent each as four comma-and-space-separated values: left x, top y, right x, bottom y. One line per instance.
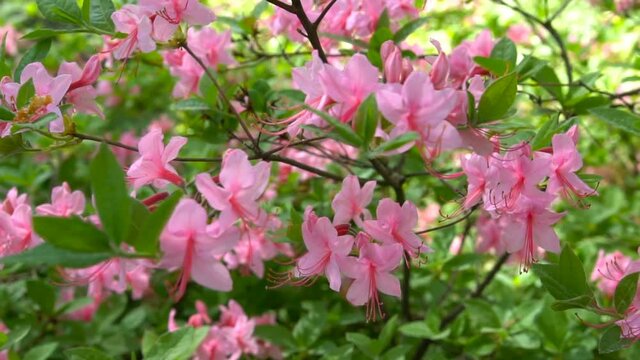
363, 198, 429, 257
1, 188, 28, 214
296, 210, 354, 291
188, 27, 235, 68
110, 5, 156, 59
140, 0, 215, 41
195, 149, 271, 227
331, 175, 376, 226
548, 132, 597, 200
0, 62, 72, 134
36, 182, 85, 217
342, 242, 403, 320
591, 250, 631, 296
460, 153, 490, 209
475, 212, 507, 254
319, 54, 379, 123
162, 48, 204, 98
159, 199, 240, 300
127, 128, 187, 189
381, 40, 413, 84
0, 25, 19, 56
507, 24, 532, 45
0, 204, 39, 258
58, 55, 103, 117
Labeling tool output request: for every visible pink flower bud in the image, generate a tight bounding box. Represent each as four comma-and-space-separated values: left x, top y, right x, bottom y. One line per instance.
430, 52, 449, 89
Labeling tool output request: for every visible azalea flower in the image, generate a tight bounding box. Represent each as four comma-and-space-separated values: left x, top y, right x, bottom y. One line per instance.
548, 132, 597, 200
58, 55, 103, 117
331, 175, 376, 226
35, 182, 85, 217
110, 5, 156, 60
140, 0, 215, 41
127, 128, 187, 189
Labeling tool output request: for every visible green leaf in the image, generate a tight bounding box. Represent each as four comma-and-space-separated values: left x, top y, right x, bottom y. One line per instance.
14, 38, 52, 80
0, 35, 10, 78
490, 37, 517, 67
368, 132, 419, 157
21, 28, 84, 40
398, 321, 450, 340
589, 107, 640, 136
530, 114, 560, 150
171, 98, 211, 112
473, 56, 508, 76
36, 0, 83, 25
0, 243, 110, 268
345, 333, 378, 358
65, 347, 114, 360
89, 0, 116, 32
550, 295, 593, 311
614, 272, 639, 314
476, 72, 518, 124
130, 191, 182, 254
516, 55, 547, 80
254, 325, 297, 349
467, 90, 476, 122
377, 315, 398, 351
145, 327, 210, 360
0, 105, 13, 120
558, 245, 592, 298
393, 17, 428, 42
82, 0, 91, 22
598, 326, 632, 354
16, 78, 35, 109
0, 326, 30, 350
34, 216, 112, 252
26, 280, 56, 314
533, 65, 564, 102
354, 95, 378, 147
248, 79, 272, 113
90, 144, 132, 245
532, 263, 569, 300
304, 106, 363, 147
0, 134, 25, 158
285, 208, 303, 243
23, 342, 58, 360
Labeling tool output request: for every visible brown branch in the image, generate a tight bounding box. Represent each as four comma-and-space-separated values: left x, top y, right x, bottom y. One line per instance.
265, 0, 294, 13
313, 0, 338, 30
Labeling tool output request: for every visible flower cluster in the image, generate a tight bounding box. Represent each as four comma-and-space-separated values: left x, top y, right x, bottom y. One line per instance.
278, 175, 426, 320
169, 300, 282, 359
463, 127, 597, 271
0, 57, 101, 136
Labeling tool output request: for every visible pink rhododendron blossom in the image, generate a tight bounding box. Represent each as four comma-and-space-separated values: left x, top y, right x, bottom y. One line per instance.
110, 5, 156, 59
364, 198, 429, 257
295, 210, 354, 291
507, 24, 532, 44
460, 153, 490, 209
375, 71, 459, 158
548, 132, 597, 200
196, 149, 271, 227
35, 182, 85, 217
475, 212, 507, 255
0, 25, 19, 56
319, 54, 379, 123
331, 175, 376, 226
159, 198, 240, 300
502, 196, 564, 271
58, 55, 103, 117
342, 242, 403, 320
0, 62, 72, 135
381, 40, 413, 84
162, 49, 204, 98
0, 203, 39, 258
187, 27, 235, 68
127, 128, 187, 189
1, 188, 28, 214
140, 0, 215, 41
591, 250, 631, 296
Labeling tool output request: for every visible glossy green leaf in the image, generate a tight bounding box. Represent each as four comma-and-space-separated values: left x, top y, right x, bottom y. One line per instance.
89, 0, 116, 32
0, 105, 13, 121
589, 107, 640, 136
474, 56, 508, 76
476, 72, 518, 124
90, 144, 132, 244
368, 132, 419, 157
354, 95, 378, 147
23, 342, 58, 360
304, 106, 363, 147
36, 0, 82, 25
14, 38, 52, 80
490, 37, 517, 67
33, 216, 112, 253
614, 272, 639, 314
65, 347, 114, 360
598, 326, 632, 354
145, 326, 210, 360
130, 191, 182, 254
16, 78, 35, 109
393, 17, 428, 42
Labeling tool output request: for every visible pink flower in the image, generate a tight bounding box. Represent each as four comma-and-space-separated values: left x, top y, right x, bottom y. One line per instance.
162, 49, 204, 98
591, 250, 631, 296
1, 188, 28, 214
501, 196, 564, 271
140, 0, 216, 41
319, 54, 379, 123
295, 211, 354, 291
111, 5, 156, 60
195, 149, 271, 227
548, 132, 597, 200
475, 212, 507, 255
342, 242, 403, 320
375, 71, 459, 157
460, 153, 490, 209
188, 27, 235, 69
35, 182, 85, 217
507, 24, 532, 45
363, 198, 429, 257
159, 199, 240, 300
127, 129, 187, 189
0, 25, 19, 56
331, 175, 376, 226
0, 62, 72, 135
381, 40, 413, 84
58, 55, 103, 117
0, 203, 39, 258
